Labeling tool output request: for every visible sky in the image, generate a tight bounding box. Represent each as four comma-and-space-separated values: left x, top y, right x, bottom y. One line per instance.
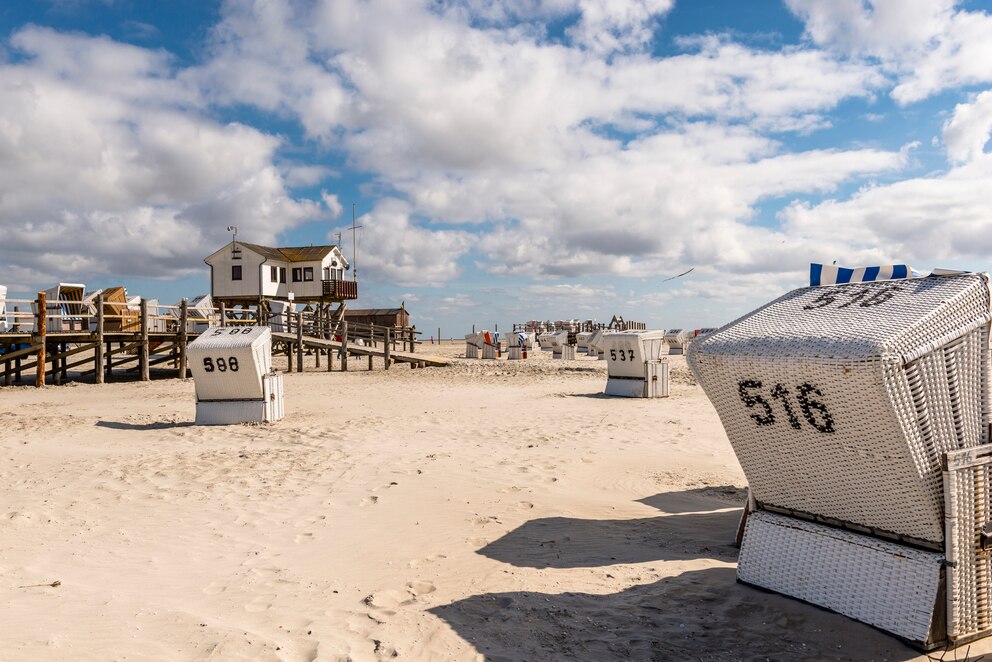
3, 0, 992, 336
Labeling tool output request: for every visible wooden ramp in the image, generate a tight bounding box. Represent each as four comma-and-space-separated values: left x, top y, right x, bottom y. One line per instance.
271, 332, 449, 368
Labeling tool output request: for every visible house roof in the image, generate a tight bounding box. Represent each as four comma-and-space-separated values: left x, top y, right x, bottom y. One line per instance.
238, 242, 340, 262
344, 308, 408, 317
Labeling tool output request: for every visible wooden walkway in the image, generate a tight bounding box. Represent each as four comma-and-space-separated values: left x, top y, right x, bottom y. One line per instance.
1, 291, 448, 386
271, 332, 449, 369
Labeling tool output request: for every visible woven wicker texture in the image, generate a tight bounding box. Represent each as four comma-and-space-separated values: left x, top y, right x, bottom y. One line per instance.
739, 511, 943, 644
603, 330, 667, 378
944, 447, 992, 640
188, 326, 274, 401
689, 274, 992, 543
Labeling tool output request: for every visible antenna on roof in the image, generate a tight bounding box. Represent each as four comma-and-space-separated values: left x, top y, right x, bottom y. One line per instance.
349, 203, 363, 283
227, 226, 240, 258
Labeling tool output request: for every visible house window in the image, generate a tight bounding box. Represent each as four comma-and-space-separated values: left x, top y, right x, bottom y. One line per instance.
292, 267, 302, 282
232, 265, 242, 281
323, 267, 330, 280
303, 267, 314, 282
270, 266, 278, 282
280, 267, 287, 283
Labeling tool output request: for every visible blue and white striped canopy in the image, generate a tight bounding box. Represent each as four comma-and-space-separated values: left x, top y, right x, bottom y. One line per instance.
810, 263, 913, 287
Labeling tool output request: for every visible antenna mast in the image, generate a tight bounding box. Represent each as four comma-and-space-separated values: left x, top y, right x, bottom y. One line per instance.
349, 203, 363, 283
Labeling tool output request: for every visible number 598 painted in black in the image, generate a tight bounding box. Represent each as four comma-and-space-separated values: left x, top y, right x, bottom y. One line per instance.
203, 357, 240, 373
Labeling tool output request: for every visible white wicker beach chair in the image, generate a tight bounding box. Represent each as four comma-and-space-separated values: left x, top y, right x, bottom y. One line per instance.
603, 330, 669, 398
188, 326, 283, 425
586, 329, 606, 358
664, 328, 690, 354
688, 272, 992, 648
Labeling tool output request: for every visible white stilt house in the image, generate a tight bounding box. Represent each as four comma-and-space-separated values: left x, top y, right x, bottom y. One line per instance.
204, 241, 357, 322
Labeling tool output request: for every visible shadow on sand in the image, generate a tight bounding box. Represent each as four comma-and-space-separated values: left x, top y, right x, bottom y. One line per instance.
431, 487, 920, 661
95, 420, 195, 431
477, 486, 747, 569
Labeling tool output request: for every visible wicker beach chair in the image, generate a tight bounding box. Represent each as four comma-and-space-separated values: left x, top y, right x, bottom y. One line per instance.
603, 330, 669, 398
687, 272, 992, 648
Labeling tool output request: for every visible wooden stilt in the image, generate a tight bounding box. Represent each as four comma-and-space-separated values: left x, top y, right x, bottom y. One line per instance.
34, 291, 46, 387
341, 321, 349, 372
140, 298, 150, 381
296, 311, 304, 373
179, 299, 188, 379
95, 293, 105, 384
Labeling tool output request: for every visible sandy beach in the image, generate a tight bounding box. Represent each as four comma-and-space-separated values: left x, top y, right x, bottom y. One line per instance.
0, 343, 979, 661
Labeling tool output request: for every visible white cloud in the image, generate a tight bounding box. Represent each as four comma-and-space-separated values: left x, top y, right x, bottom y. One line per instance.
786, 0, 992, 104
566, 0, 674, 55
943, 91, 992, 164
332, 199, 475, 287
321, 191, 344, 218
779, 156, 992, 264
0, 27, 321, 284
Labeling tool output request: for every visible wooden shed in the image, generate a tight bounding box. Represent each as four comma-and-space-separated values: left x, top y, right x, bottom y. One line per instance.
342, 304, 410, 328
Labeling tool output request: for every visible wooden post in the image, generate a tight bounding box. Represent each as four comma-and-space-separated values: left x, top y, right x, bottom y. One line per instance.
140, 298, 150, 381
219, 302, 227, 328
105, 341, 113, 381
52, 342, 61, 386
12, 306, 19, 333
95, 293, 104, 384
296, 311, 304, 373
315, 307, 322, 369
341, 321, 349, 372
35, 291, 46, 387
368, 323, 374, 370
384, 328, 391, 371
411, 325, 416, 353
179, 299, 188, 379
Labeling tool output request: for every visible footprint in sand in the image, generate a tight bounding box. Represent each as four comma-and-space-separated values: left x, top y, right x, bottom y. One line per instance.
362, 589, 413, 614
405, 554, 446, 569
360, 495, 379, 506
244, 594, 276, 612
202, 581, 227, 595
295, 532, 314, 544
406, 580, 436, 596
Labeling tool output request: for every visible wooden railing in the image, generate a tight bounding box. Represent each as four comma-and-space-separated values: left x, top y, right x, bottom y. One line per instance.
322, 279, 358, 299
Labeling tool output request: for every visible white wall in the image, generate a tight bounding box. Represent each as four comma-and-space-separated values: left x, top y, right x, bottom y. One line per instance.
210, 247, 267, 298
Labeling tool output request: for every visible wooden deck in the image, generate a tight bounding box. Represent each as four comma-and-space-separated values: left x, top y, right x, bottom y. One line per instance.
1, 291, 447, 386
271, 332, 449, 368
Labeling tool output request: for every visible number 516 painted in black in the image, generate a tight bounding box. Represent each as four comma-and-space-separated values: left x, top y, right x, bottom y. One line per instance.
737, 379, 835, 433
